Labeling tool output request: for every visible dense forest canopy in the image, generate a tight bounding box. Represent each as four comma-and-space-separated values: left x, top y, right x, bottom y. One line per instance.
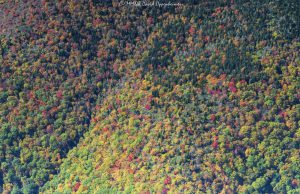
0, 0, 299, 193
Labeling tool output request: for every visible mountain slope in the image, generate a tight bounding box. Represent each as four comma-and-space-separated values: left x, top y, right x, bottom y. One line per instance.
42, 40, 300, 193
0, 0, 299, 193
42, 1, 300, 192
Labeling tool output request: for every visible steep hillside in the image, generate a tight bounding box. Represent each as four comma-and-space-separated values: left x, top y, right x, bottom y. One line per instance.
0, 0, 299, 193
43, 51, 300, 193
42, 1, 299, 193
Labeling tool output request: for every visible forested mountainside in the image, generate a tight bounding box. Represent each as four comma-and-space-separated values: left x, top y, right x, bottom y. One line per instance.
0, 0, 299, 193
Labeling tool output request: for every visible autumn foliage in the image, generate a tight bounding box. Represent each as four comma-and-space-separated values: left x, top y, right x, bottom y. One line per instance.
0, 0, 299, 193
